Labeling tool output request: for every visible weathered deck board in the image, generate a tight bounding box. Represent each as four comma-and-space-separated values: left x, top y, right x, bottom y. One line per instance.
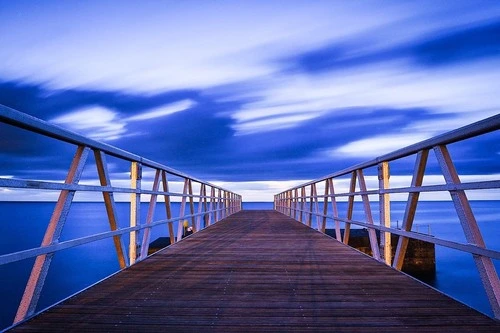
9, 210, 500, 332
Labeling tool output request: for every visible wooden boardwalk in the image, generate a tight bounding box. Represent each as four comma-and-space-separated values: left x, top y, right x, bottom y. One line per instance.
9, 210, 500, 332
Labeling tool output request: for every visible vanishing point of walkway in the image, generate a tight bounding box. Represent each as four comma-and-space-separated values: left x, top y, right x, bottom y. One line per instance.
10, 210, 500, 332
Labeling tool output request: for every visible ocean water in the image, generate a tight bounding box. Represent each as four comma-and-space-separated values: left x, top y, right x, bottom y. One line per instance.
0, 201, 498, 329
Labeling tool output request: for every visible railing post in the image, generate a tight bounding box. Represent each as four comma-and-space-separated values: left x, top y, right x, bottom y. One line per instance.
177, 179, 190, 241
225, 191, 230, 217
196, 184, 206, 231
327, 178, 341, 241
217, 188, 222, 222
221, 190, 226, 219
14, 146, 90, 324
357, 169, 381, 261
307, 186, 314, 227
285, 190, 292, 217
129, 161, 141, 265
378, 161, 391, 265
282, 192, 285, 214
393, 150, 428, 270
311, 183, 320, 230
293, 188, 299, 220
283, 191, 288, 215
139, 169, 161, 261
321, 179, 329, 233
94, 149, 128, 269
161, 171, 175, 245
208, 187, 215, 225
232, 192, 236, 214
344, 171, 357, 245
187, 179, 195, 230
299, 187, 306, 223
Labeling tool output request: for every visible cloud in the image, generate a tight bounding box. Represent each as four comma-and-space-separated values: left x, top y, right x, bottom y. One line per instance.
233, 113, 321, 135
332, 134, 433, 158
51, 106, 126, 141
126, 100, 196, 121
282, 19, 500, 74
414, 20, 500, 67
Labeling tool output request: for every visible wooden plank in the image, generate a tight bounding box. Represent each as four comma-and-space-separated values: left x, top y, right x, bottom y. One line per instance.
9, 210, 500, 332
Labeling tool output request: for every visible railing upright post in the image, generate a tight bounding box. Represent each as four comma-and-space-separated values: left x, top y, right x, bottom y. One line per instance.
300, 187, 306, 223
234, 193, 238, 214
344, 171, 357, 245
378, 161, 391, 265
196, 184, 206, 231
161, 171, 175, 245
217, 188, 222, 222
94, 149, 128, 269
435, 145, 500, 319
312, 183, 320, 231
139, 169, 161, 261
327, 178, 341, 241
284, 190, 289, 216
321, 179, 329, 233
231, 192, 234, 214
307, 186, 314, 227
208, 187, 215, 225
393, 150, 428, 270
282, 192, 286, 214
284, 191, 288, 215
188, 179, 195, 231
293, 188, 299, 220
281, 192, 285, 214
357, 169, 381, 261
14, 145, 89, 324
129, 161, 141, 265
221, 190, 226, 219
177, 179, 189, 241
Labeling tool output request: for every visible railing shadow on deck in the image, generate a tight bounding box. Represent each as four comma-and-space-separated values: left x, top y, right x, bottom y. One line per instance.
274, 113, 500, 319
0, 105, 242, 327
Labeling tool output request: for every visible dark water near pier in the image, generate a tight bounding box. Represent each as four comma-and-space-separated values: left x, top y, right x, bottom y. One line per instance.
0, 201, 499, 329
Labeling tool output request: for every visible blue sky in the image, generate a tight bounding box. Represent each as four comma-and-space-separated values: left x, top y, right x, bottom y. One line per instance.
0, 1, 499, 201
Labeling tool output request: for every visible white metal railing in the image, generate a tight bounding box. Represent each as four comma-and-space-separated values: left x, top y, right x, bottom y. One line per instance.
0, 105, 242, 324
274, 114, 500, 319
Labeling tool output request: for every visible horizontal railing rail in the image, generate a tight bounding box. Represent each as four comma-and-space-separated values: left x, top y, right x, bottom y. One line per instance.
274, 113, 500, 319
0, 105, 242, 325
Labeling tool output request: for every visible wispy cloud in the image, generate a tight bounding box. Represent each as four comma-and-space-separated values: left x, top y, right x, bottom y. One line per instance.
126, 99, 195, 121
331, 133, 433, 158
234, 113, 321, 135
50, 106, 126, 141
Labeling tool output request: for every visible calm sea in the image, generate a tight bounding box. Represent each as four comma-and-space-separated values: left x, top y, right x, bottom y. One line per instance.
1, 201, 499, 329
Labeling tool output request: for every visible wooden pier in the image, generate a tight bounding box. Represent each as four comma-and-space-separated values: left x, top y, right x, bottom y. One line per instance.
8, 210, 500, 332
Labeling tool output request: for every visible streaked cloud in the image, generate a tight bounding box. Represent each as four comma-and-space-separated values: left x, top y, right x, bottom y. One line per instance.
234, 113, 321, 135
50, 106, 126, 141
126, 100, 195, 121
332, 133, 434, 158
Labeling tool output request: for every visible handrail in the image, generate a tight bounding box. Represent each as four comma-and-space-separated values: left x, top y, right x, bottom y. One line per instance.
0, 104, 224, 188
0, 105, 242, 325
295, 113, 500, 188
274, 114, 500, 319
